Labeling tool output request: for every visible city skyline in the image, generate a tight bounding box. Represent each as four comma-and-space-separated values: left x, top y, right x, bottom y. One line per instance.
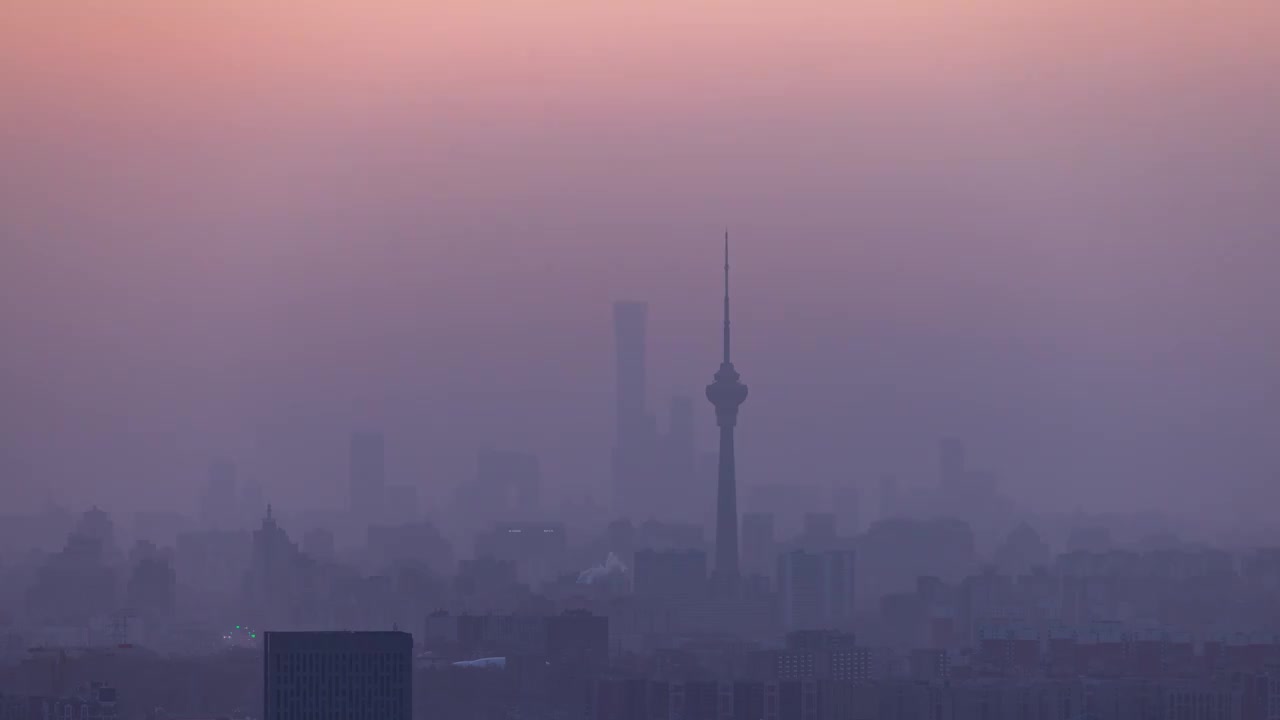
3, 2, 1280, 719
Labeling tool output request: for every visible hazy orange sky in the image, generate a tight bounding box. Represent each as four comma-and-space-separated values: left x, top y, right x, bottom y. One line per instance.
2, 0, 1279, 532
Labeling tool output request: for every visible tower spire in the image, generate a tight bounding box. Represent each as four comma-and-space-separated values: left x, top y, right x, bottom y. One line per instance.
707, 230, 748, 595
723, 231, 731, 365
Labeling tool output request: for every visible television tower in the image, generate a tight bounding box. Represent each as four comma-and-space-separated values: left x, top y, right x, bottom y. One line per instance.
706, 232, 748, 592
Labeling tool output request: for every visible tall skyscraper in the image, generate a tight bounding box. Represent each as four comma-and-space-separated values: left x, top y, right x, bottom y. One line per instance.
247, 505, 305, 629
612, 301, 658, 519
263, 631, 412, 720
349, 432, 386, 523
706, 233, 748, 592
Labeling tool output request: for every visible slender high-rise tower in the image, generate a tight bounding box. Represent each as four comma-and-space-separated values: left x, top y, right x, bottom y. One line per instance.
706, 232, 748, 591
612, 301, 657, 518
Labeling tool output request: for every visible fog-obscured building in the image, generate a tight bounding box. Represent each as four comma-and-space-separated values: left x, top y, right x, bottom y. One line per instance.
778, 549, 856, 632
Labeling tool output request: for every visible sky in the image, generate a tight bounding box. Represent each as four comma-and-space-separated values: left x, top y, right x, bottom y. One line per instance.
1, 0, 1279, 532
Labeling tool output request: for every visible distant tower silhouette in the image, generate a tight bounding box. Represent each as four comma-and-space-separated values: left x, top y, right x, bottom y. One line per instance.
612, 301, 658, 519
706, 232, 748, 592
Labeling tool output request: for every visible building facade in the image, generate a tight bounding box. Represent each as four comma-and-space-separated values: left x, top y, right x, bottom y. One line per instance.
263, 631, 412, 720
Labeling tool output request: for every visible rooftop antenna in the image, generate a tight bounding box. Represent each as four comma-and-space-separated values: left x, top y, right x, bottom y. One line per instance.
722, 230, 731, 365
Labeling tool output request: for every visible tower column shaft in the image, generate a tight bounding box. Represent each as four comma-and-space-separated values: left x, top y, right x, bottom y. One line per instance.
715, 423, 740, 582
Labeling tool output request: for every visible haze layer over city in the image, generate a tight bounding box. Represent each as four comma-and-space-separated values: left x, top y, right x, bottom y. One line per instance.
2, 2, 1280, 719
5, 0, 1279, 536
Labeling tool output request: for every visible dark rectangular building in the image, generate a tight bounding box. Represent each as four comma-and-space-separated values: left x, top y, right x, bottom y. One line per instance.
264, 631, 412, 720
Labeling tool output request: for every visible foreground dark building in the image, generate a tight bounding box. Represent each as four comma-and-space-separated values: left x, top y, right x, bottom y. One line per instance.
263, 631, 412, 720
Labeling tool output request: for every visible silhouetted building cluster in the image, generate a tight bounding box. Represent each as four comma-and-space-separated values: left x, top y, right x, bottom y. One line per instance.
611, 301, 700, 527
0, 681, 118, 720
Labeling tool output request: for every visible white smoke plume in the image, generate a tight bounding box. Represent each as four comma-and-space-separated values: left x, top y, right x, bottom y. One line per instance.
453, 657, 506, 669
576, 552, 627, 585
